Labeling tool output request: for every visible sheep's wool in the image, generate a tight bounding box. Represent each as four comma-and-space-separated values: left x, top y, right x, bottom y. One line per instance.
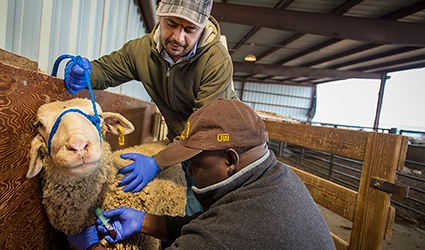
41, 141, 112, 234
29, 99, 187, 250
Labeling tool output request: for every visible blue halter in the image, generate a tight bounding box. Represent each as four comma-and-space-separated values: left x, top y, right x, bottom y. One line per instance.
49, 55, 102, 157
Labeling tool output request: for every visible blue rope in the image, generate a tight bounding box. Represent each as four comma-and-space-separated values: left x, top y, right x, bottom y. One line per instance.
47, 109, 101, 157
49, 55, 102, 157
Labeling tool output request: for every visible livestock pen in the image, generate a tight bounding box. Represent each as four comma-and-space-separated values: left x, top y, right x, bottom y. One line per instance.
274, 123, 425, 232
0, 51, 410, 249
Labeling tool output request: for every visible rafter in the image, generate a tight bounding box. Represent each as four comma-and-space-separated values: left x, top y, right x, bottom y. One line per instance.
135, 0, 156, 33
353, 54, 425, 72
233, 62, 382, 80
256, 0, 362, 62
212, 3, 425, 46
228, 0, 294, 54
329, 47, 423, 70
297, 0, 425, 68
233, 76, 314, 86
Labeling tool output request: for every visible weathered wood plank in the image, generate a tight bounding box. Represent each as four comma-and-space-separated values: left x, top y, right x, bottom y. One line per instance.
397, 136, 409, 171
0, 62, 155, 249
0, 48, 38, 72
384, 206, 396, 241
289, 166, 358, 222
349, 133, 404, 250
331, 232, 349, 250
265, 120, 369, 161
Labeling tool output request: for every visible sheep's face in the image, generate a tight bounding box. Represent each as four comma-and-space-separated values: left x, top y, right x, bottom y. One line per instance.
27, 98, 135, 178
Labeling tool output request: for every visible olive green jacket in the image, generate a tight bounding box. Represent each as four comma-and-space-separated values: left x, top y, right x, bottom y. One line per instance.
90, 16, 238, 141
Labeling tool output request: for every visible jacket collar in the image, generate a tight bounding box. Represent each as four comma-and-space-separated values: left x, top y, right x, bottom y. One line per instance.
192, 150, 271, 211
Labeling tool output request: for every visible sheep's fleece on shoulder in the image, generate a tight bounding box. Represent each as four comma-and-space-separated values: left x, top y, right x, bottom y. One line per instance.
27, 98, 186, 250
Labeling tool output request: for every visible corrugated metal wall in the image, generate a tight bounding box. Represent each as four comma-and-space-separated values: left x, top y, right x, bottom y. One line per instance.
0, 0, 152, 101
234, 81, 313, 122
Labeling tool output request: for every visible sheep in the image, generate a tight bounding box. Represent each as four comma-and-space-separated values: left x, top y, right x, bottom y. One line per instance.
26, 98, 186, 249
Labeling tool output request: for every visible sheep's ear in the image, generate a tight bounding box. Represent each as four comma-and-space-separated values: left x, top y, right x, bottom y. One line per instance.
27, 134, 46, 178
103, 112, 135, 135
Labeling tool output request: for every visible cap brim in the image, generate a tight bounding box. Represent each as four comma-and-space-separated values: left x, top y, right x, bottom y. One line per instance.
156, 143, 202, 167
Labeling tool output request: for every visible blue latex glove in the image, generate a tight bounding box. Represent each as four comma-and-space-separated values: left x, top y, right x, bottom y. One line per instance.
65, 57, 91, 93
67, 225, 100, 250
118, 153, 160, 193
96, 207, 146, 243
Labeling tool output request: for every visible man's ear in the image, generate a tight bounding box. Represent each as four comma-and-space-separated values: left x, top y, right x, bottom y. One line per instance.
225, 148, 239, 177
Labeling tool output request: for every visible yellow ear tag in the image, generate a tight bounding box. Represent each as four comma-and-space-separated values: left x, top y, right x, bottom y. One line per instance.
117, 127, 125, 145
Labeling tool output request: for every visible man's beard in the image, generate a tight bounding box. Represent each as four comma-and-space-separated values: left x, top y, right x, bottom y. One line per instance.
165, 38, 187, 56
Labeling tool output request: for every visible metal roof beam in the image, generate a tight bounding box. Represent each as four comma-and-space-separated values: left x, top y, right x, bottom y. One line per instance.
256, 33, 304, 61
135, 0, 156, 33
257, 0, 362, 61
330, 0, 364, 15
298, 1, 425, 67
353, 54, 425, 72
233, 61, 382, 80
233, 76, 314, 86
329, 47, 422, 70
212, 3, 425, 46
229, 0, 294, 55
381, 0, 425, 20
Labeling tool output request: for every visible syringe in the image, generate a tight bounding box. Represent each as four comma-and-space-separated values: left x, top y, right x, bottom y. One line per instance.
94, 206, 117, 239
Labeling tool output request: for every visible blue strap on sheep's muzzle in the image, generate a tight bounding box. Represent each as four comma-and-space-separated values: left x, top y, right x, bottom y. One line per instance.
47, 109, 102, 157
48, 55, 102, 157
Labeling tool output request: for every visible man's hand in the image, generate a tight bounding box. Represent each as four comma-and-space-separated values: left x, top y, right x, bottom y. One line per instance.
67, 225, 101, 250
118, 153, 161, 193
97, 207, 146, 243
65, 57, 91, 92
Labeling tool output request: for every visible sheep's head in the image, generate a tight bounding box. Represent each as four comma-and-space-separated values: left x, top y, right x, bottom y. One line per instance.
27, 98, 134, 178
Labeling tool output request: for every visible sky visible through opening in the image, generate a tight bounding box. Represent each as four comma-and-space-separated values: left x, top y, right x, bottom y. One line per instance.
313, 67, 425, 133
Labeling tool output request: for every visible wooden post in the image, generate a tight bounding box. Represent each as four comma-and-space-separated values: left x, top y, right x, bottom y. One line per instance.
349, 132, 406, 249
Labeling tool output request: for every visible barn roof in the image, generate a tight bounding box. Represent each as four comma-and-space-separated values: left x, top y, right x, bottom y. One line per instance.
137, 0, 425, 86
213, 0, 425, 86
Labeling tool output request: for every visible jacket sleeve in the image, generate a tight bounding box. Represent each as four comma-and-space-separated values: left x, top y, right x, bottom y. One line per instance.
193, 43, 239, 112
89, 39, 141, 90
163, 212, 202, 245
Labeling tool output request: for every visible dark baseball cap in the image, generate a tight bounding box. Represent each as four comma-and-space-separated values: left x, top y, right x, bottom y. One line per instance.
156, 98, 269, 167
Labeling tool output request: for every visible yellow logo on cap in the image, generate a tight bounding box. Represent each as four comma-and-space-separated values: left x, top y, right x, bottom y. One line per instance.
217, 134, 229, 142
181, 121, 190, 139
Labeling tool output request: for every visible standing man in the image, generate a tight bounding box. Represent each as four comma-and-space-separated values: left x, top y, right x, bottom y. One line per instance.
68, 98, 336, 250
65, 0, 237, 215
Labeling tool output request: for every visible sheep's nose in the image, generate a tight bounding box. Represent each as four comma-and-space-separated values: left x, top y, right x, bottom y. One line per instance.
67, 138, 90, 153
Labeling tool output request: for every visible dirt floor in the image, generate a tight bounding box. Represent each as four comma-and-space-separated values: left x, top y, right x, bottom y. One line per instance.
319, 204, 425, 249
